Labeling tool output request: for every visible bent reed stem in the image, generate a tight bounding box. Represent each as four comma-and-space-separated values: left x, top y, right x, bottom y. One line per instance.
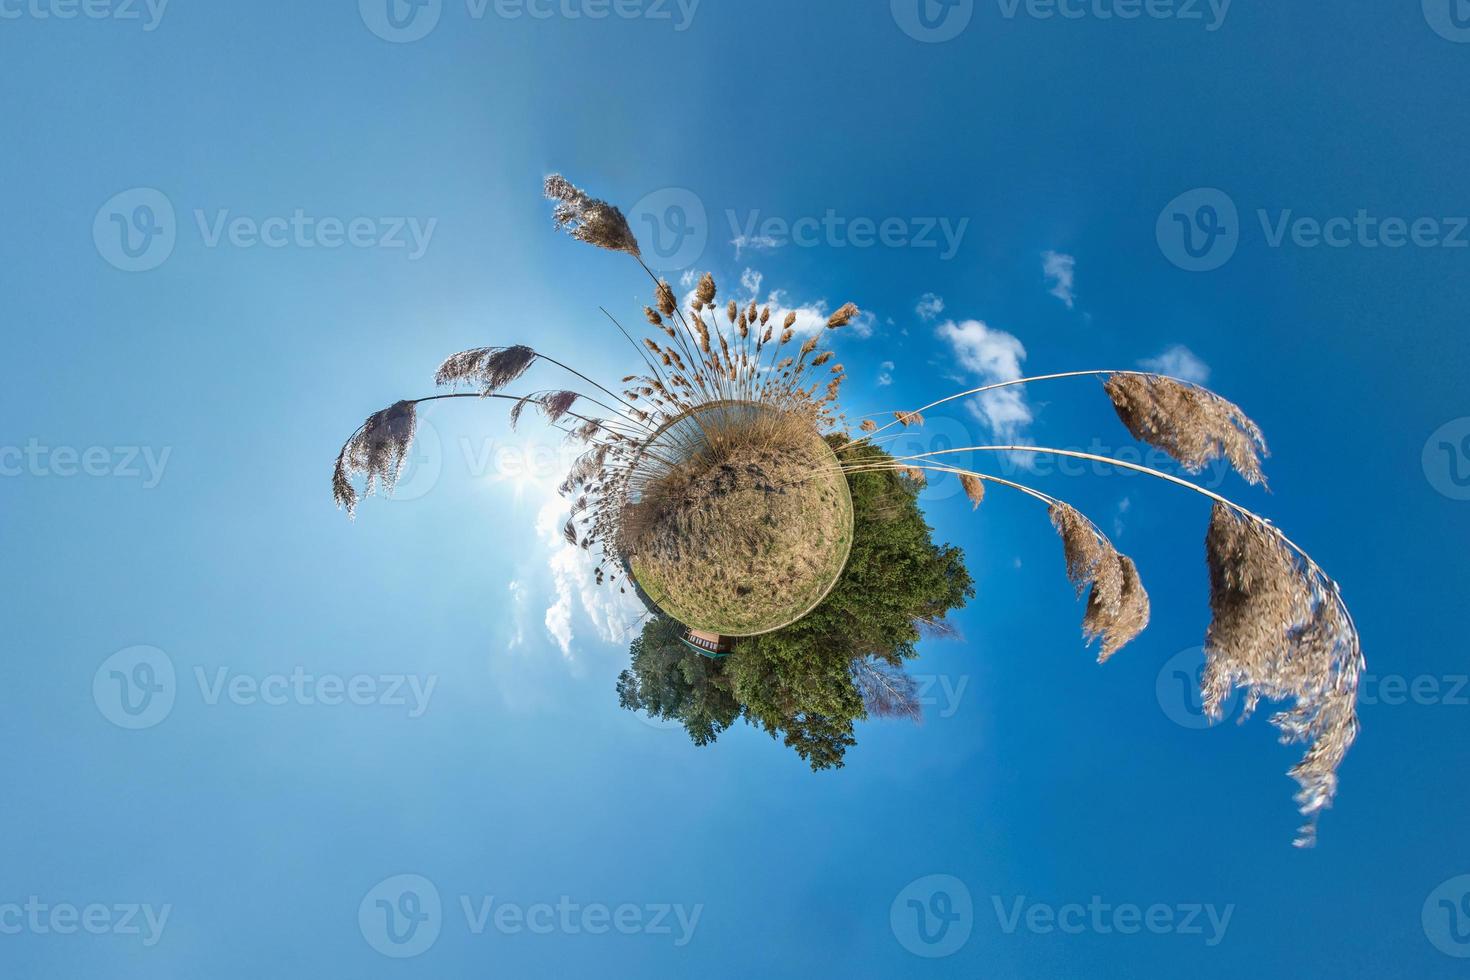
842, 370, 1202, 450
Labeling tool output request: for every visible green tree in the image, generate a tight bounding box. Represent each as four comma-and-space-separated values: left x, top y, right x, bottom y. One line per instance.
616, 615, 741, 746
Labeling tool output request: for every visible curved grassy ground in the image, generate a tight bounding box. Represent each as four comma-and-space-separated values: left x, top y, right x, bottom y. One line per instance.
625, 408, 853, 636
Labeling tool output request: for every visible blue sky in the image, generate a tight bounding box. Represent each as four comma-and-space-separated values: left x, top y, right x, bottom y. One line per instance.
3, 1, 1469, 976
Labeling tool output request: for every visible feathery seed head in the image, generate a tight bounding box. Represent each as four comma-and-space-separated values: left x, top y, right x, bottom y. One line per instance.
332, 399, 419, 519
827, 302, 860, 329
543, 174, 640, 256
960, 473, 985, 509
1105, 374, 1268, 485
435, 345, 538, 393
1202, 502, 1361, 846
696, 273, 717, 307
1049, 501, 1104, 597
539, 390, 580, 424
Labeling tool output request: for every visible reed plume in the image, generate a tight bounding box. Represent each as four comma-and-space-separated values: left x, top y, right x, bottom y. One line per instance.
696, 272, 717, 307
540, 391, 581, 424
1047, 502, 1149, 658
1050, 502, 1104, 596
434, 345, 538, 393
960, 473, 985, 509
1084, 552, 1150, 661
508, 393, 534, 430
1203, 503, 1361, 846
544, 174, 640, 256
827, 302, 860, 329
331, 400, 418, 519
1104, 373, 1267, 485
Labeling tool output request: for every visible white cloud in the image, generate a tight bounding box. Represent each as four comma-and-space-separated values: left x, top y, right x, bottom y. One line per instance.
915, 293, 945, 321
739, 277, 876, 339
731, 234, 779, 260
935, 318, 1033, 443
877, 360, 895, 387
739, 267, 763, 297
1113, 495, 1132, 538
1140, 344, 1210, 384
534, 493, 644, 661
763, 292, 829, 336
847, 309, 877, 339
758, 291, 875, 339
507, 579, 527, 650
1042, 251, 1076, 309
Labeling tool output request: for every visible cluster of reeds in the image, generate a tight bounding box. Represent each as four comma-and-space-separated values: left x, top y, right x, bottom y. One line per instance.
837, 369, 1361, 846
333, 177, 860, 584
330, 174, 1363, 847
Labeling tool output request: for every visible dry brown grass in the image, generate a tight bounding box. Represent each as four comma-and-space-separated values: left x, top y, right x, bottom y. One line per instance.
620, 404, 852, 636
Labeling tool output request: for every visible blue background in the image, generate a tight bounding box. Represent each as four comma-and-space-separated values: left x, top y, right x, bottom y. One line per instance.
3, 0, 1468, 975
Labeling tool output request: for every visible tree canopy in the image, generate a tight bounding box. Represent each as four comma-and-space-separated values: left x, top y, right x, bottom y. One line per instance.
616, 439, 974, 770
